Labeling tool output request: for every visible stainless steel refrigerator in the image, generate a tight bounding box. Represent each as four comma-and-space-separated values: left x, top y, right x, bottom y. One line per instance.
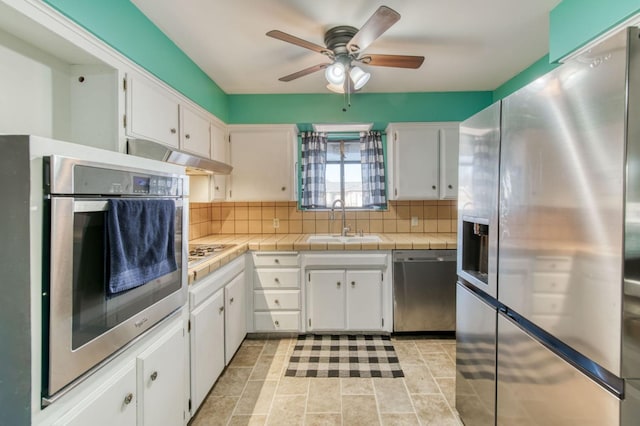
456, 100, 501, 426
457, 27, 640, 425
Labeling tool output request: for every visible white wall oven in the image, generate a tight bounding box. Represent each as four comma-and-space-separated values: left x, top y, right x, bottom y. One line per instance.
42, 155, 187, 400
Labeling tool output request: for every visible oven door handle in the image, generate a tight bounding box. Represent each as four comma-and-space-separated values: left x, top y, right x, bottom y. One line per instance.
73, 199, 183, 213
74, 200, 108, 212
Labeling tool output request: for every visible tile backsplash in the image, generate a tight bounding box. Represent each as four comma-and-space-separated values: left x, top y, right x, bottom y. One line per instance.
189, 200, 457, 240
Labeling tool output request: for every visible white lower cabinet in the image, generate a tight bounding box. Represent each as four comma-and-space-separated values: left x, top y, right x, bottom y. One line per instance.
307, 270, 346, 330
136, 322, 186, 426
346, 270, 383, 330
188, 256, 246, 415
307, 269, 383, 332
225, 271, 247, 364
189, 288, 225, 412
250, 253, 302, 332
53, 319, 186, 426
53, 362, 137, 426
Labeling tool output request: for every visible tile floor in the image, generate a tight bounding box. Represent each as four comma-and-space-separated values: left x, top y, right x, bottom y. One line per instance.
189, 336, 462, 426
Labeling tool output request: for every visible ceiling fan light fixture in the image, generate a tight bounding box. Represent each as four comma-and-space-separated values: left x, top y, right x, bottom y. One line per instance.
325, 62, 346, 85
350, 66, 371, 90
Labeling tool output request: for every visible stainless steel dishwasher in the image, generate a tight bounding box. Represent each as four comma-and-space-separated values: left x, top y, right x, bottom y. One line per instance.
393, 250, 457, 332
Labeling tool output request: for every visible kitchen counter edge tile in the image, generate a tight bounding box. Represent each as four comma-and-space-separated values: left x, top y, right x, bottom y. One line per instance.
188, 233, 457, 283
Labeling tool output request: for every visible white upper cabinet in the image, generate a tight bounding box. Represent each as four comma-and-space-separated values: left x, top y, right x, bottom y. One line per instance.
126, 75, 180, 148
228, 125, 298, 201
386, 122, 460, 200
439, 124, 460, 200
180, 104, 210, 157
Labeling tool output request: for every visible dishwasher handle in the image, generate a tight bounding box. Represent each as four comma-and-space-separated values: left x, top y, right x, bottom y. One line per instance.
392, 250, 456, 263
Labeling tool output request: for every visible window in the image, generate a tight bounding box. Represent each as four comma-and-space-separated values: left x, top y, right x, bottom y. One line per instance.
300, 131, 387, 210
326, 140, 364, 208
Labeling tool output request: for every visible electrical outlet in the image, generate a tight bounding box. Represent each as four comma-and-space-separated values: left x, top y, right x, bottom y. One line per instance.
411, 216, 419, 227
273, 218, 280, 229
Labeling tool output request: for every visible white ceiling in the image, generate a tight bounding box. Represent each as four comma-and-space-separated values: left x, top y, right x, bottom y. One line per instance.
130, 0, 561, 95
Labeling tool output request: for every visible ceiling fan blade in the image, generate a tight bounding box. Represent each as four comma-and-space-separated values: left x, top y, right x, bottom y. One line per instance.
360, 54, 425, 69
347, 6, 400, 54
278, 63, 330, 82
266, 30, 331, 55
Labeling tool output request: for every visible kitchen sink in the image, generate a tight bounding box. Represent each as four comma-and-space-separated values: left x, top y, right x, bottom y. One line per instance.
306, 234, 382, 244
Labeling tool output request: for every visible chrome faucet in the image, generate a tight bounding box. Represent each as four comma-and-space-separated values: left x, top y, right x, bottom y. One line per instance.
330, 199, 350, 236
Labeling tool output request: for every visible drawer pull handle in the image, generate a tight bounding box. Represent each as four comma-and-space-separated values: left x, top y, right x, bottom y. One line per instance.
124, 393, 134, 405
432, 185, 437, 190
274, 320, 280, 326
275, 277, 280, 283
337, 281, 341, 287
448, 184, 453, 189
170, 128, 177, 134
219, 306, 224, 313
185, 133, 190, 139
274, 299, 280, 304
230, 297, 234, 303
274, 259, 280, 264
150, 371, 158, 381
351, 281, 356, 287
281, 186, 286, 191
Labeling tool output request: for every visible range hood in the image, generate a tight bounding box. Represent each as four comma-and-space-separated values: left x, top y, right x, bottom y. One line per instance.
127, 138, 232, 175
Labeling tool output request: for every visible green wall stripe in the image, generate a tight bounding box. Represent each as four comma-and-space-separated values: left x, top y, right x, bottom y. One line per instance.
492, 54, 560, 102
228, 92, 493, 130
550, 0, 640, 63
43, 0, 230, 122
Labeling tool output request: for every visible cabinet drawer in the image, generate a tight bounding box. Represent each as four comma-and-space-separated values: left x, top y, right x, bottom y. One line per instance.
254, 269, 300, 289
253, 252, 299, 267
254, 312, 300, 331
254, 290, 300, 311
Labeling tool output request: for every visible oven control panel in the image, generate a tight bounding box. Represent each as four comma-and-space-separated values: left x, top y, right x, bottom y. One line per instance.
72, 165, 183, 196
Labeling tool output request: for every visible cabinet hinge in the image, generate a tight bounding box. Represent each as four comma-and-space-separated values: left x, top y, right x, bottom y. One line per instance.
188, 398, 192, 411
308, 273, 311, 282
229, 190, 232, 199
394, 132, 398, 142
123, 114, 127, 129
382, 318, 384, 327
394, 188, 397, 197
309, 318, 311, 327
381, 272, 383, 282
122, 78, 127, 91
228, 134, 231, 143
188, 320, 191, 332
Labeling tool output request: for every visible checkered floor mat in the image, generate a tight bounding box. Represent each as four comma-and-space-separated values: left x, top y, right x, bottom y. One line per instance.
285, 335, 404, 378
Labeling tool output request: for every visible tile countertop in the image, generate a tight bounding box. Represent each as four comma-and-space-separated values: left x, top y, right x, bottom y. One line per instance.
187, 233, 457, 283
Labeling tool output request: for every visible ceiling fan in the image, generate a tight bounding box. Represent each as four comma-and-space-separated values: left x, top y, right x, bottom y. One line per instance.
266, 5, 424, 94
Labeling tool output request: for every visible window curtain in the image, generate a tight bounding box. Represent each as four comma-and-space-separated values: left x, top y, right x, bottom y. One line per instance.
360, 131, 387, 207
301, 131, 328, 208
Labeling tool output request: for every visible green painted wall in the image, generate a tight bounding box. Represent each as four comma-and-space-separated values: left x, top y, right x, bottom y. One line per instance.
550, 0, 640, 62
492, 54, 560, 102
228, 92, 493, 130
43, 0, 230, 121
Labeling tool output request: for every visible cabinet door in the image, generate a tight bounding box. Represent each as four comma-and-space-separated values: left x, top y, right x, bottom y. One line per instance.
225, 271, 247, 364
127, 76, 179, 147
137, 323, 186, 426
190, 288, 225, 412
308, 270, 346, 330
211, 122, 228, 200
229, 128, 294, 201
53, 363, 137, 426
346, 270, 383, 330
180, 104, 210, 157
393, 126, 439, 199
439, 124, 460, 200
